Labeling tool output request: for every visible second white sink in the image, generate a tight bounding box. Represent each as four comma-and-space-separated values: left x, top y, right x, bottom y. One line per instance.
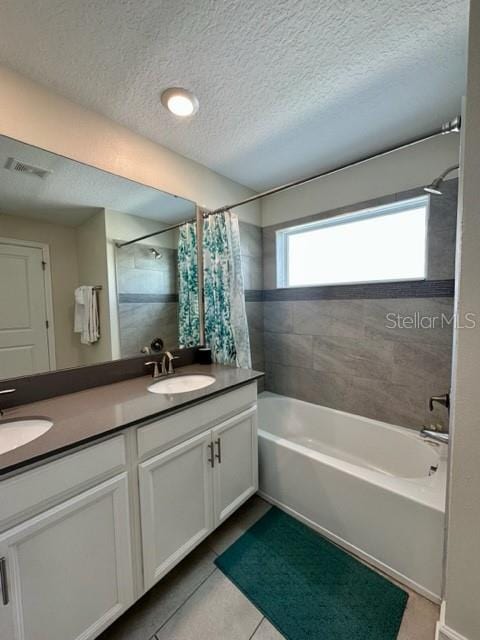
148, 374, 216, 395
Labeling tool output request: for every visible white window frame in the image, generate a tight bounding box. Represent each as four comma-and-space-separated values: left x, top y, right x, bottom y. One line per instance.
276, 196, 429, 288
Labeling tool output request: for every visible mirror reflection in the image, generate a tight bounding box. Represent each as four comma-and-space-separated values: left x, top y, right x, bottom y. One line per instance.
0, 136, 196, 381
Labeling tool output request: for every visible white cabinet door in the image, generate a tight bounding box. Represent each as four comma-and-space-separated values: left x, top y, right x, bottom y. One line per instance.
139, 430, 214, 591
0, 474, 134, 640
212, 406, 258, 527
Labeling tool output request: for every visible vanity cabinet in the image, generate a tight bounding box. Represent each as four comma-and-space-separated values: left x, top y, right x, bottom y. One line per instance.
139, 431, 214, 590
212, 407, 258, 526
0, 474, 134, 640
139, 404, 258, 590
0, 382, 258, 640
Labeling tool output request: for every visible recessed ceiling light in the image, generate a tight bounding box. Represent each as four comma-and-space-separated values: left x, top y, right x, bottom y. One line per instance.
161, 87, 199, 117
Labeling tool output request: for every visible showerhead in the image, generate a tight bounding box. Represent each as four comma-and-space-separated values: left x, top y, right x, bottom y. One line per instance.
150, 248, 162, 260
424, 178, 443, 196
424, 164, 460, 196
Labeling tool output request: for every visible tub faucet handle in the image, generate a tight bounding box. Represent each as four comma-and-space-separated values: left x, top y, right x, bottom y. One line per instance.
429, 393, 450, 413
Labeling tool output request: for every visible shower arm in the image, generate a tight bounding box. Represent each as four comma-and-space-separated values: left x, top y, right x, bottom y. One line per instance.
116, 116, 461, 249
437, 164, 460, 182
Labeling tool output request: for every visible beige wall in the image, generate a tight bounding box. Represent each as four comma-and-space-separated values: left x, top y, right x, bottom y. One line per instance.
0, 211, 82, 370
261, 134, 460, 226
105, 210, 177, 249
441, 2, 480, 639
0, 66, 261, 226
76, 210, 112, 365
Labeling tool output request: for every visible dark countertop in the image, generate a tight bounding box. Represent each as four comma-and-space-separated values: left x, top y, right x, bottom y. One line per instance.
0, 364, 263, 476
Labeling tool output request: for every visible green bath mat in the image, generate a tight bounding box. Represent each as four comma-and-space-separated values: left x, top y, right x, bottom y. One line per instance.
215, 507, 408, 640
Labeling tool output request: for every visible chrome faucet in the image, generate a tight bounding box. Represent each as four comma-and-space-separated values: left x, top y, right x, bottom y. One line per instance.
0, 388, 16, 416
420, 428, 449, 444
145, 353, 179, 379
161, 351, 179, 376
421, 391, 451, 444
145, 360, 161, 379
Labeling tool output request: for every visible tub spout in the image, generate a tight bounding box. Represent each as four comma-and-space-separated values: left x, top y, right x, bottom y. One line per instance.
420, 428, 449, 444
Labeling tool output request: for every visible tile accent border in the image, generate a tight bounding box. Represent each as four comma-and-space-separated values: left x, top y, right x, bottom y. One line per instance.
119, 291, 265, 302
118, 293, 178, 303
262, 279, 455, 302
245, 290, 264, 302
117, 282, 455, 305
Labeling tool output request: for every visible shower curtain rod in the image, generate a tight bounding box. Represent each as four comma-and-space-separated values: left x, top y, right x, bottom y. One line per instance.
116, 116, 461, 249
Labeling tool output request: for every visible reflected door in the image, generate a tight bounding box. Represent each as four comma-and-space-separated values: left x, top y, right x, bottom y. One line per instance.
0, 241, 51, 379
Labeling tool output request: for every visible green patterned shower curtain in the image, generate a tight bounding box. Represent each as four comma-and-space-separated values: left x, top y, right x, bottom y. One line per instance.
178, 212, 252, 368
178, 222, 200, 348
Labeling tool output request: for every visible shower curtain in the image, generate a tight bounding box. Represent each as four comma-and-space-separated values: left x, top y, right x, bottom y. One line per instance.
178, 211, 251, 368
178, 222, 200, 348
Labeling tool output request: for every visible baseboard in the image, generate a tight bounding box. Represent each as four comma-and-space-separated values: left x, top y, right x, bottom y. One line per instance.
437, 624, 471, 640
258, 490, 441, 604
435, 602, 471, 640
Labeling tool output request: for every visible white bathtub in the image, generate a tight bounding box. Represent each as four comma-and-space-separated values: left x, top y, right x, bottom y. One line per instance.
258, 392, 447, 602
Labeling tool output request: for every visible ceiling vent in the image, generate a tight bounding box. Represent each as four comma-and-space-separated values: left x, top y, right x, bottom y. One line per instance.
4, 157, 51, 179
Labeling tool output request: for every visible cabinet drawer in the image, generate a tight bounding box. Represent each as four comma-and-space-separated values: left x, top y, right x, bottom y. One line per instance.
0, 435, 126, 528
137, 383, 257, 459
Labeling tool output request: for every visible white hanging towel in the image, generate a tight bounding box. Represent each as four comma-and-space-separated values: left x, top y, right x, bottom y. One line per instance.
74, 286, 100, 344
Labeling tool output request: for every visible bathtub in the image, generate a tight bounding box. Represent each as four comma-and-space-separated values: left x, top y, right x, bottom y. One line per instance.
258, 392, 447, 602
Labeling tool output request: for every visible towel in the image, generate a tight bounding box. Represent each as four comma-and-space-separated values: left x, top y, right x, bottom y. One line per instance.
74, 286, 100, 344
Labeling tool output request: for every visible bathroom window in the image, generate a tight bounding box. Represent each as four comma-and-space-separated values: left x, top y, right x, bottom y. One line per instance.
276, 196, 428, 288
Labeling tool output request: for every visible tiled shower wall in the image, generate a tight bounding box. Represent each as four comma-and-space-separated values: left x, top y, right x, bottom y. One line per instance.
255, 180, 458, 430
116, 224, 265, 368
116, 243, 178, 357
239, 221, 265, 374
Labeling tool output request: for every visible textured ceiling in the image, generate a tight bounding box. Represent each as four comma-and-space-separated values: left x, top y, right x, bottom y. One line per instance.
0, 137, 195, 226
0, 0, 468, 191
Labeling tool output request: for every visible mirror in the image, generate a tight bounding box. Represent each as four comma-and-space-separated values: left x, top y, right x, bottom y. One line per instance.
0, 136, 197, 381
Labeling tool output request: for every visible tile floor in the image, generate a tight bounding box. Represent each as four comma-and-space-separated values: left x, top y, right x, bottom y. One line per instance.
99, 496, 439, 640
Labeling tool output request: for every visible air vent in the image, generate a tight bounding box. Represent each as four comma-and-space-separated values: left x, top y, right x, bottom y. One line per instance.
4, 157, 51, 179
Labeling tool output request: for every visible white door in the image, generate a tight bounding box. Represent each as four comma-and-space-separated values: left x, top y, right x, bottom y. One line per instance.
0, 474, 134, 640
212, 407, 258, 526
0, 241, 51, 379
139, 430, 214, 590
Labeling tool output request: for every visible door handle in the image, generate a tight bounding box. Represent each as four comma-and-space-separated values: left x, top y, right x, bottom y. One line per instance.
207, 442, 215, 468
214, 438, 222, 464
0, 557, 9, 605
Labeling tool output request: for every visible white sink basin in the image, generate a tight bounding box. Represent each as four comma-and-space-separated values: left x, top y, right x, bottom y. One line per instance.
148, 374, 216, 395
0, 417, 53, 455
